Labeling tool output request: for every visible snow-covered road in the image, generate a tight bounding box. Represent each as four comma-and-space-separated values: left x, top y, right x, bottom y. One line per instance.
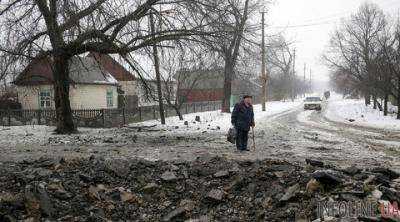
1, 99, 399, 170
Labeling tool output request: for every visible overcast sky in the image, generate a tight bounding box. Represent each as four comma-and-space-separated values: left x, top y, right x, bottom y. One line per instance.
266, 0, 400, 83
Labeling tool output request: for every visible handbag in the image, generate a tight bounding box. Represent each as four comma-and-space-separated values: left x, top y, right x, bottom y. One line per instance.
227, 127, 237, 144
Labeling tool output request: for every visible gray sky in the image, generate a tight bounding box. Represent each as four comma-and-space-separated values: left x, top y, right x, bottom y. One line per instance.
266, 0, 400, 82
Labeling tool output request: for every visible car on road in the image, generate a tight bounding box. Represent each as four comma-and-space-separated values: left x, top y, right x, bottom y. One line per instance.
304, 96, 322, 111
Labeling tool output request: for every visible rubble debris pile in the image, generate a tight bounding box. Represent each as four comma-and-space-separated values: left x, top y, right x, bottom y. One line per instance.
0, 156, 398, 221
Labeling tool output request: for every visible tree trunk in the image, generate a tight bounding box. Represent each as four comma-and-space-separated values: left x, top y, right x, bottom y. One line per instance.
364, 94, 370, 106
149, 13, 165, 124
384, 92, 388, 116
170, 102, 184, 121
376, 100, 383, 112
174, 106, 183, 120
397, 78, 400, 119
222, 58, 233, 113
53, 56, 76, 134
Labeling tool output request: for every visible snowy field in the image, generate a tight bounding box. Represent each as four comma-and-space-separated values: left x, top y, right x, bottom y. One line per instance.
325, 98, 400, 131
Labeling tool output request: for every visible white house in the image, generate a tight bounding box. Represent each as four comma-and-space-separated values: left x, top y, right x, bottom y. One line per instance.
14, 56, 119, 110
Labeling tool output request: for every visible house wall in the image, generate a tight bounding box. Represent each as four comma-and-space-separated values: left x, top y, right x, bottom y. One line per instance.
176, 69, 224, 90
17, 85, 54, 110
119, 81, 136, 96
176, 69, 261, 104
70, 85, 118, 109
178, 89, 223, 103
17, 84, 118, 110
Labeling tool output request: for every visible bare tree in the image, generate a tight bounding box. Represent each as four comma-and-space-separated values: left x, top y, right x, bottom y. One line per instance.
164, 46, 220, 120
0, 0, 216, 133
133, 42, 218, 120
324, 2, 387, 106
198, 0, 262, 112
393, 20, 400, 119
377, 17, 400, 118
0, 52, 17, 86
324, 3, 400, 119
376, 27, 395, 115
266, 36, 295, 101
329, 67, 358, 98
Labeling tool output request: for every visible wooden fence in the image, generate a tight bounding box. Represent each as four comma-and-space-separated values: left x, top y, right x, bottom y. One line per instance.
0, 100, 222, 128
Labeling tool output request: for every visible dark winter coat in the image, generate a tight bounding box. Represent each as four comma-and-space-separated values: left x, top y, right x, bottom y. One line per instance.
231, 101, 255, 131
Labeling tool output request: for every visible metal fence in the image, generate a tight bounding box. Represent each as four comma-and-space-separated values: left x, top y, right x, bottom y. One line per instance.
0, 100, 222, 128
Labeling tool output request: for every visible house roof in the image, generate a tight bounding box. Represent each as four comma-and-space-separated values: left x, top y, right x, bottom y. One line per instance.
14, 56, 118, 86
87, 52, 135, 81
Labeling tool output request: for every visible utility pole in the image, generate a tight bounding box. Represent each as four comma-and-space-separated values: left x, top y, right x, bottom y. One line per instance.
260, 10, 267, 111
149, 12, 166, 124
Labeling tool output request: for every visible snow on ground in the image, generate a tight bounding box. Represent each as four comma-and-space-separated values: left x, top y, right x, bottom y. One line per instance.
366, 138, 400, 148
297, 110, 318, 126
131, 101, 302, 133
297, 105, 383, 137
297, 109, 338, 132
0, 101, 301, 147
0, 125, 114, 147
325, 98, 400, 131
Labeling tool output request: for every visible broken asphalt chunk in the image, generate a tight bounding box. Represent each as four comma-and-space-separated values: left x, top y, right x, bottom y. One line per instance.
312, 170, 343, 187
24, 182, 55, 218
206, 189, 225, 202
214, 170, 229, 178
305, 159, 324, 167
280, 183, 300, 202
161, 171, 178, 182
371, 167, 400, 180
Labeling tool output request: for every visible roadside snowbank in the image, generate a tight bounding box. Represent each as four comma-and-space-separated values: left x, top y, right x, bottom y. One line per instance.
325, 99, 400, 131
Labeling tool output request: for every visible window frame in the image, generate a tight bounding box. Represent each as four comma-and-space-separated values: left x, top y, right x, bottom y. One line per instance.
106, 89, 114, 108
39, 89, 52, 109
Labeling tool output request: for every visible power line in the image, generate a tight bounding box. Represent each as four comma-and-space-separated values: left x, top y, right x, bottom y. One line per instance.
295, 0, 400, 24
267, 0, 400, 30
296, 11, 353, 24
268, 20, 336, 29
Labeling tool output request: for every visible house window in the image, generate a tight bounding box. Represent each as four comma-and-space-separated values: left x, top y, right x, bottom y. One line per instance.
39, 90, 51, 109
106, 89, 113, 108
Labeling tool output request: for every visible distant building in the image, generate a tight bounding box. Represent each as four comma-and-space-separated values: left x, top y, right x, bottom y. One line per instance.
14, 56, 119, 110
176, 68, 261, 105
